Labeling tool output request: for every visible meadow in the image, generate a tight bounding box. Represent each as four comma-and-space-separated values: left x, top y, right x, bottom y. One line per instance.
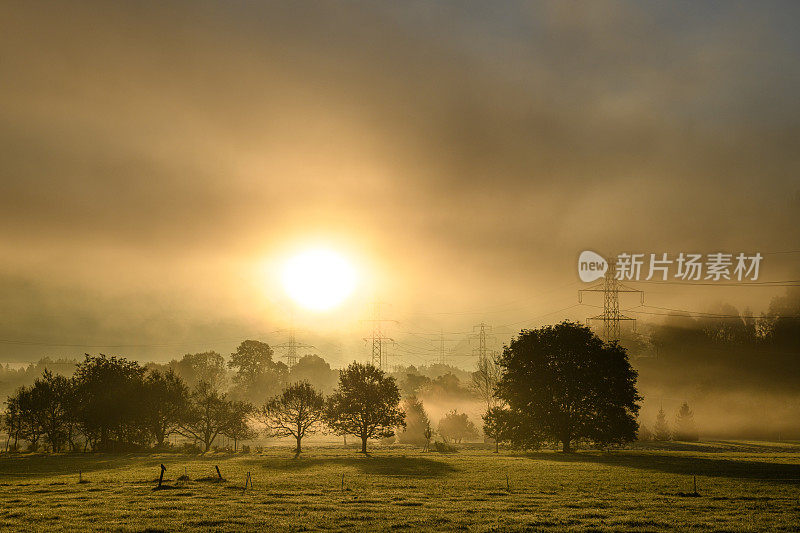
1, 441, 799, 532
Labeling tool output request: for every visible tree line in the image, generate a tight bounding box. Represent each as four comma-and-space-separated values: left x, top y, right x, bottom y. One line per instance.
4, 321, 647, 455
1, 352, 411, 454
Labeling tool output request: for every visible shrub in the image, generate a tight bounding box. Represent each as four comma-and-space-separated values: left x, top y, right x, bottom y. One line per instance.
432, 441, 457, 453
178, 442, 203, 455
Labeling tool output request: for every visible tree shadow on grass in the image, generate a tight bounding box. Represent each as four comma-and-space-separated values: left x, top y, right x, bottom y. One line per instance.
524, 451, 800, 484
243, 454, 457, 478
0, 453, 211, 481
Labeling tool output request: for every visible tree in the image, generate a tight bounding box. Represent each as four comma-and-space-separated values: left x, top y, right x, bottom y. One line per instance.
171, 351, 227, 389
471, 352, 500, 412
324, 362, 405, 453
482, 406, 513, 452
437, 410, 478, 444
258, 381, 325, 453
28, 370, 73, 452
72, 354, 148, 451
496, 321, 641, 452
142, 369, 189, 447
3, 395, 21, 452
396, 396, 431, 446
674, 402, 699, 441
288, 355, 339, 393
229, 340, 276, 384
179, 381, 233, 452
13, 386, 43, 450
229, 340, 286, 404
653, 406, 671, 441
221, 400, 256, 451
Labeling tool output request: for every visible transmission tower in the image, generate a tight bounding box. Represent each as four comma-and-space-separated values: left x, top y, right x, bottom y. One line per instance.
275, 325, 313, 368
436, 329, 458, 366
362, 301, 395, 369
470, 322, 495, 359
578, 257, 644, 342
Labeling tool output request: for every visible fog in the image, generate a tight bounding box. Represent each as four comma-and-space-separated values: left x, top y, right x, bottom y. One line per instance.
1, 2, 799, 438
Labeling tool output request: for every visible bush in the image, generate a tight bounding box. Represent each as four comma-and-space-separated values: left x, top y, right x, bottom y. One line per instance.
178, 442, 203, 455
432, 441, 457, 453
241, 444, 251, 454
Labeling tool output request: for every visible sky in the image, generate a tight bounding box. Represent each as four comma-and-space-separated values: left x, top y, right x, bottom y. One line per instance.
1, 1, 798, 365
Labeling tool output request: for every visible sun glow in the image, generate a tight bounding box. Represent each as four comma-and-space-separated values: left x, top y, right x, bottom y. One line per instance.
281, 248, 357, 311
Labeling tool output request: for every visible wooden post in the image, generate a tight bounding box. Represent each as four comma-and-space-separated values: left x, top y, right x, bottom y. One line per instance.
79, 470, 82, 483
215, 465, 222, 480
158, 464, 166, 488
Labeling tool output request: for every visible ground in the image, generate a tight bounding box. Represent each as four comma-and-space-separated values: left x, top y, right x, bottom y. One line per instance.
1, 441, 799, 531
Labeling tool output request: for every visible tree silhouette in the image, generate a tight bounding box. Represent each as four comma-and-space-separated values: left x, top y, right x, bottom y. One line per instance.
674, 401, 699, 441
482, 406, 512, 452
259, 381, 325, 454
222, 400, 256, 451
142, 369, 189, 447
324, 362, 405, 453
397, 396, 431, 446
73, 354, 148, 451
653, 405, 671, 441
179, 381, 236, 452
437, 409, 478, 444
496, 321, 641, 452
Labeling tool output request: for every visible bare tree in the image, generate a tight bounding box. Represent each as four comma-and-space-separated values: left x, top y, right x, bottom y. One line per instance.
471, 352, 501, 412
258, 382, 325, 454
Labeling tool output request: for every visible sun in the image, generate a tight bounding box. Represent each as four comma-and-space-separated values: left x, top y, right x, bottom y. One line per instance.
281, 248, 357, 311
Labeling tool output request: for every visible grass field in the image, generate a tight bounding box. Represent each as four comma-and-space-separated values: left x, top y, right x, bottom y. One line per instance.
1, 441, 799, 531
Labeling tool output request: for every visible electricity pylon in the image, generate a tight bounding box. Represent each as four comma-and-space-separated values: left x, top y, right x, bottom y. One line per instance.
470, 322, 495, 359
578, 257, 644, 342
275, 323, 313, 368
437, 329, 458, 366
362, 301, 395, 369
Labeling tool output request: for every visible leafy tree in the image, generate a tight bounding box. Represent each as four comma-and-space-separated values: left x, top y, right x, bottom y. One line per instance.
482, 406, 513, 452
324, 362, 405, 453
171, 351, 227, 389
13, 386, 43, 450
398, 372, 431, 397
437, 409, 478, 444
2, 395, 21, 452
229, 340, 276, 384
221, 400, 256, 451
178, 381, 234, 452
258, 381, 325, 453
288, 355, 339, 394
142, 369, 189, 447
28, 370, 73, 452
397, 396, 431, 446
73, 354, 148, 451
422, 373, 470, 400
229, 340, 286, 404
653, 406, 671, 441
674, 401, 699, 441
496, 321, 641, 452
